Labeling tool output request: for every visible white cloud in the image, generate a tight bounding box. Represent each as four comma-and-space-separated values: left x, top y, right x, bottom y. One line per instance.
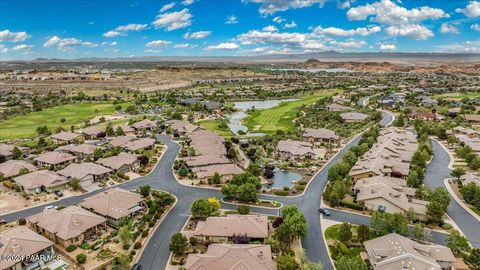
252, 47, 269, 53
12, 44, 34, 51
385, 24, 434, 40
272, 16, 286, 24
471, 24, 480, 31
0, 29, 28, 42
43, 36, 61, 47
0, 44, 7, 53
262, 25, 278, 32
440, 22, 460, 34
174, 43, 197, 48
456, 1, 480, 17
225, 15, 238, 24
438, 40, 480, 53
115, 23, 147, 31
152, 8, 192, 31
183, 31, 211, 39
312, 25, 381, 36
329, 40, 366, 49
181, 0, 194, 6
284, 21, 297, 28
205, 42, 239, 50
103, 31, 122, 38
347, 0, 448, 25
43, 36, 98, 51
238, 29, 306, 45
337, 0, 355, 9
242, 0, 326, 15
145, 40, 172, 47
263, 47, 293, 55
110, 41, 118, 46
379, 43, 396, 50
160, 2, 176, 13
300, 41, 327, 50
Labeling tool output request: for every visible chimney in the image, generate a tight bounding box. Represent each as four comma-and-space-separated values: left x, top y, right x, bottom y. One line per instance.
258, 251, 264, 260
73, 218, 81, 227
11, 243, 21, 254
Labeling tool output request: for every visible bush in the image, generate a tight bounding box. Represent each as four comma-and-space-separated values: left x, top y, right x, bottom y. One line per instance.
76, 253, 87, 264
274, 190, 289, 196
238, 205, 250, 214
130, 250, 136, 256
18, 218, 26, 225
66, 245, 77, 252
339, 200, 364, 211
122, 243, 130, 250
79, 242, 90, 250
442, 223, 453, 230
2, 180, 15, 189
283, 186, 290, 191
297, 181, 307, 186
133, 242, 142, 250
142, 230, 149, 238
337, 242, 349, 255
149, 220, 156, 227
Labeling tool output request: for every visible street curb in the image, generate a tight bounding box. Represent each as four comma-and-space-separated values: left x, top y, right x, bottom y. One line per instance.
443, 178, 480, 223
321, 222, 340, 270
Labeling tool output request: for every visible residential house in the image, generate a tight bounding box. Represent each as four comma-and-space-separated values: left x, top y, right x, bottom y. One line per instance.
326, 103, 351, 112
95, 152, 139, 173
58, 162, 112, 186
0, 226, 55, 270
408, 111, 437, 121
185, 244, 276, 270
56, 143, 99, 159
123, 138, 156, 153
131, 119, 156, 134
183, 155, 231, 168
303, 128, 340, 144
463, 114, 480, 124
34, 151, 77, 170
13, 170, 68, 194
108, 135, 135, 148
340, 112, 369, 122
166, 120, 202, 135
82, 126, 104, 140
113, 125, 135, 136
27, 206, 107, 248
275, 139, 326, 161
460, 173, 480, 187
0, 160, 37, 179
194, 215, 269, 242
363, 233, 455, 270
191, 163, 243, 181
353, 176, 417, 197
79, 188, 144, 226
49, 131, 84, 145
420, 96, 438, 107
0, 144, 28, 159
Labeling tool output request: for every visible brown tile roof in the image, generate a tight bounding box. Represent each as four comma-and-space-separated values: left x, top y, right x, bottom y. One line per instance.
34, 151, 77, 165
82, 126, 104, 136
364, 233, 455, 270
192, 164, 243, 179
354, 176, 416, 197
58, 162, 112, 180
13, 170, 67, 189
0, 160, 37, 178
113, 125, 135, 134
56, 143, 99, 155
340, 112, 369, 121
276, 139, 326, 159
183, 155, 231, 168
50, 131, 82, 142
0, 226, 54, 269
166, 120, 202, 134
194, 215, 268, 238
95, 152, 138, 170
27, 205, 107, 241
464, 114, 480, 122
124, 138, 156, 152
79, 188, 143, 220
0, 144, 27, 157
327, 103, 352, 111
185, 244, 276, 270
303, 128, 340, 140
131, 119, 156, 130
108, 135, 135, 147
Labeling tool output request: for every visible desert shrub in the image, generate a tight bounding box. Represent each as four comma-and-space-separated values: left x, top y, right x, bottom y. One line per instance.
134, 242, 142, 250
76, 253, 87, 264
274, 190, 289, 196
66, 245, 77, 252
122, 243, 130, 250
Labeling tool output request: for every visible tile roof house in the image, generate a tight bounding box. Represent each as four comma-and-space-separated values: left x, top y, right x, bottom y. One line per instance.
363, 233, 455, 270
275, 139, 326, 161
353, 176, 417, 197
0, 144, 28, 159
131, 119, 156, 132
0, 160, 37, 178
49, 131, 84, 145
185, 244, 276, 270
123, 138, 156, 152
191, 164, 243, 181
303, 128, 340, 144
27, 205, 108, 248
108, 135, 136, 148
0, 226, 55, 270
326, 103, 352, 112
79, 188, 144, 225
95, 152, 139, 172
34, 151, 77, 170
463, 114, 480, 124
166, 120, 202, 135
82, 126, 105, 139
13, 170, 68, 194
58, 162, 112, 185
340, 112, 369, 122
183, 155, 231, 168
56, 143, 99, 159
113, 125, 135, 136
194, 215, 269, 242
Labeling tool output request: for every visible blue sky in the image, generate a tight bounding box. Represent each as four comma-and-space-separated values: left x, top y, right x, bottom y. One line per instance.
1, 0, 479, 60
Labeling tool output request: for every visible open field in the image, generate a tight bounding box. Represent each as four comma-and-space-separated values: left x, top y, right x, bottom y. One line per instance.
197, 119, 234, 137
0, 102, 129, 141
244, 92, 335, 134
433, 92, 480, 101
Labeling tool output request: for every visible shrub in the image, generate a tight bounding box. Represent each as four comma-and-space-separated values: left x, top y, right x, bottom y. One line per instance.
274, 190, 289, 196
142, 230, 149, 238
133, 242, 142, 250
130, 250, 136, 256
2, 180, 15, 189
337, 242, 349, 255
189, 237, 198, 246
297, 181, 307, 186
339, 200, 364, 211
76, 253, 87, 264
238, 205, 250, 214
442, 223, 453, 230
283, 186, 290, 191
149, 220, 156, 227
66, 245, 77, 252
122, 243, 130, 250
79, 242, 90, 250
18, 218, 26, 225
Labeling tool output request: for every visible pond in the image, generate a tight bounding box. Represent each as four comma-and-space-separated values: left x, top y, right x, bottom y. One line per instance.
227, 99, 297, 136
262, 169, 302, 190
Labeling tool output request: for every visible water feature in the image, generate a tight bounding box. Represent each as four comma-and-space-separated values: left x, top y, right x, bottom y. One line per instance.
227, 99, 297, 136
262, 169, 302, 190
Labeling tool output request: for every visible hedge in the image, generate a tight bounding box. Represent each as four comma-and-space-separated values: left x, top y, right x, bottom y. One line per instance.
66, 245, 77, 252
2, 180, 15, 189
339, 200, 364, 211
274, 190, 289, 196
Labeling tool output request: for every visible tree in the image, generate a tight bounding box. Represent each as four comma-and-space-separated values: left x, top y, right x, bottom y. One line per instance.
446, 229, 471, 255
68, 178, 81, 191
207, 197, 220, 212
451, 167, 466, 180
278, 205, 308, 241
339, 222, 352, 242
11, 147, 23, 159
76, 253, 87, 264
105, 123, 114, 136
263, 164, 275, 179
357, 224, 370, 243
238, 205, 250, 214
178, 163, 189, 177
276, 255, 298, 270
465, 248, 480, 270
407, 169, 422, 188
118, 225, 133, 245
471, 156, 480, 170
426, 201, 445, 224
138, 185, 151, 197
115, 126, 125, 136
407, 207, 416, 224
371, 212, 408, 236
169, 233, 188, 255
298, 249, 323, 270
191, 198, 214, 218
336, 256, 367, 270
331, 181, 346, 200
329, 192, 340, 207
113, 252, 132, 270
210, 172, 221, 184
413, 223, 423, 240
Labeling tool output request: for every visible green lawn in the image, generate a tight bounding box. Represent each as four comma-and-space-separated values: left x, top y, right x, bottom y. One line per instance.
197, 119, 234, 137
0, 102, 129, 141
244, 93, 334, 134
433, 92, 480, 101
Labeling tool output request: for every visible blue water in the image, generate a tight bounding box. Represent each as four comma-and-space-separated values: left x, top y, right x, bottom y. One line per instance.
263, 170, 302, 190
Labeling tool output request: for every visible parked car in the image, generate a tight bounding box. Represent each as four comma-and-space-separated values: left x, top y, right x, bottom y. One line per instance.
318, 208, 331, 216
0, 219, 6, 225
132, 264, 142, 270
54, 190, 64, 197
44, 205, 55, 211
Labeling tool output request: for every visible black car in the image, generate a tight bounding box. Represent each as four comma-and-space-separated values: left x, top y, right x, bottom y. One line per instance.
132, 264, 142, 270
318, 208, 331, 216
54, 190, 64, 197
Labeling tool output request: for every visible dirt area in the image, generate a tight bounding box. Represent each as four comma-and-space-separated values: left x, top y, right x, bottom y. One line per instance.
0, 190, 32, 212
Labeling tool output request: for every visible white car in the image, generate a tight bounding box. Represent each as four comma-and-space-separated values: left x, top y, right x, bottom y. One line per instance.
44, 205, 55, 211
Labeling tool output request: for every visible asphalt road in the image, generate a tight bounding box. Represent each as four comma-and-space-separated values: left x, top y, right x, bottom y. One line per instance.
425, 140, 480, 247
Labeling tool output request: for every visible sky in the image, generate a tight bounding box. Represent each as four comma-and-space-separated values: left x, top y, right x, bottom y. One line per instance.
1, 0, 479, 60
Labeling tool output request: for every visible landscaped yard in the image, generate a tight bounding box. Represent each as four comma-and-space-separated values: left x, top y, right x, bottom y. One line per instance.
0, 102, 129, 141
433, 92, 480, 101
243, 92, 335, 134
197, 119, 234, 137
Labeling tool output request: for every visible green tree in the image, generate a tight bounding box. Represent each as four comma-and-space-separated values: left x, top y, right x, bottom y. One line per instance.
446, 229, 471, 255
426, 201, 445, 225
68, 178, 81, 191
357, 224, 370, 243
118, 225, 133, 245
138, 185, 151, 198
471, 156, 480, 170
413, 223, 423, 240
336, 256, 367, 270
371, 212, 408, 236
115, 126, 125, 136
211, 172, 221, 184
451, 167, 466, 180
465, 248, 480, 270
238, 205, 250, 214
178, 163, 189, 177
11, 147, 23, 159
169, 232, 188, 255
191, 198, 214, 218
105, 123, 114, 136
329, 192, 340, 207
331, 180, 346, 200
338, 222, 352, 242
113, 252, 132, 270
407, 207, 416, 224
276, 255, 298, 270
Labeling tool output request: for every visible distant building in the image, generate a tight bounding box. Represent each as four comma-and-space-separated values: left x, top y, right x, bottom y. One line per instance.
49, 131, 84, 145
0, 160, 37, 178
303, 128, 340, 144
194, 215, 269, 242
340, 112, 369, 122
